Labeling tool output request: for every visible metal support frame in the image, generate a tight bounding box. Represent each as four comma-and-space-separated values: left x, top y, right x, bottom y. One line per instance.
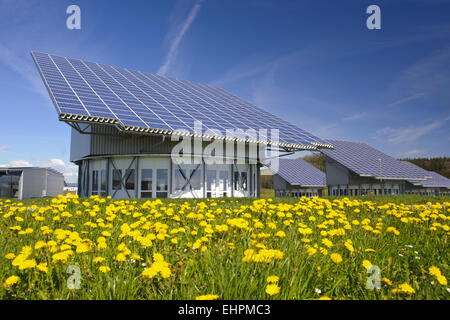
176, 163, 201, 198
66, 121, 92, 134
110, 157, 137, 199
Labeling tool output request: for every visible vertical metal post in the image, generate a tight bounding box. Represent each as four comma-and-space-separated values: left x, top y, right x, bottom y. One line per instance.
77, 163, 82, 197
106, 158, 110, 197
230, 163, 234, 198
136, 156, 139, 199
256, 163, 261, 198
169, 158, 173, 198
202, 158, 206, 198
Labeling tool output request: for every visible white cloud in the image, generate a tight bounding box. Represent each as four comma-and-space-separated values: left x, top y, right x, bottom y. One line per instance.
0, 145, 10, 151
0, 160, 32, 167
376, 116, 450, 144
157, 0, 203, 76
36, 158, 78, 183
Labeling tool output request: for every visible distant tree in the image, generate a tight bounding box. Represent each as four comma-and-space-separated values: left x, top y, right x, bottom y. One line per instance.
299, 153, 326, 172
400, 157, 449, 178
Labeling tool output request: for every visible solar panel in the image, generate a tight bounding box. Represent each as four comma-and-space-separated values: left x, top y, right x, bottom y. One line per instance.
267, 159, 326, 187
321, 140, 430, 180
32, 51, 332, 151
402, 162, 450, 188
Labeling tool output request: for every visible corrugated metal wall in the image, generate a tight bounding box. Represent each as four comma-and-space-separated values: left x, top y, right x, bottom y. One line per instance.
89, 124, 260, 162
90, 125, 176, 155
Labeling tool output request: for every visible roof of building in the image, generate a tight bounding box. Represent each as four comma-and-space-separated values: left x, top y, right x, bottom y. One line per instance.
65, 183, 78, 188
0, 166, 63, 176
320, 140, 431, 180
31, 51, 333, 151
402, 162, 450, 188
268, 158, 326, 187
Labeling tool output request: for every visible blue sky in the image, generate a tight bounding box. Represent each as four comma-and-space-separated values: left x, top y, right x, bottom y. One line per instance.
0, 0, 449, 182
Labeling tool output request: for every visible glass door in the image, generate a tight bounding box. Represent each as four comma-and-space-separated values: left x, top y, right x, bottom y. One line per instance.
140, 169, 153, 198
156, 169, 168, 198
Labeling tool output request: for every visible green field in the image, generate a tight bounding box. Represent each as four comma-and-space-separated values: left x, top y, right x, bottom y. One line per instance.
1, 194, 449, 300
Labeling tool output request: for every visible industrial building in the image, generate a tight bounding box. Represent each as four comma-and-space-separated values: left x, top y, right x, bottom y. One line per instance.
403, 162, 450, 196
267, 159, 326, 197
321, 140, 431, 196
0, 167, 64, 199
32, 52, 332, 199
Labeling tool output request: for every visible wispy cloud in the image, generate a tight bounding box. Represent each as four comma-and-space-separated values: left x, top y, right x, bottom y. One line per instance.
0, 145, 10, 151
342, 113, 365, 122
376, 116, 450, 144
391, 46, 450, 98
158, 0, 204, 76
388, 92, 425, 107
0, 44, 47, 98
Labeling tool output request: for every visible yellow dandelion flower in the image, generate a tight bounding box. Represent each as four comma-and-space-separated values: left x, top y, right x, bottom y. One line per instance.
196, 294, 219, 300
267, 275, 279, 283
265, 284, 280, 296
3, 275, 20, 288
330, 253, 342, 264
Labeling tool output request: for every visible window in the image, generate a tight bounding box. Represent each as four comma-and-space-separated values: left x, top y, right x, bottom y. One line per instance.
206, 170, 215, 191
190, 169, 201, 190
125, 169, 135, 190
0, 170, 21, 198
241, 172, 247, 191
141, 169, 152, 193
92, 170, 99, 195
112, 169, 122, 190
100, 169, 107, 197
174, 169, 186, 191
219, 171, 228, 191
234, 171, 240, 190
141, 169, 153, 198
156, 169, 168, 198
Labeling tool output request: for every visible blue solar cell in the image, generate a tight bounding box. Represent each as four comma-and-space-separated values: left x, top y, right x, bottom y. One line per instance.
267, 159, 326, 187
32, 51, 331, 149
403, 162, 450, 188
321, 140, 430, 180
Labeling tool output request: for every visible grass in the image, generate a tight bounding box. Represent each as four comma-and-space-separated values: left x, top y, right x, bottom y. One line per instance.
0, 194, 449, 300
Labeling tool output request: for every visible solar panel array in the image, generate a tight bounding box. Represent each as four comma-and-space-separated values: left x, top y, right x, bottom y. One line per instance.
321, 140, 430, 180
267, 159, 326, 186
32, 51, 332, 150
403, 162, 450, 188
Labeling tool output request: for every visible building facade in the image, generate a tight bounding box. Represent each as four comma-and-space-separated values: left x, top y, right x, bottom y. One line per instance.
268, 159, 326, 198
0, 167, 64, 199
72, 124, 260, 199
325, 156, 406, 196
404, 165, 450, 196
321, 140, 432, 196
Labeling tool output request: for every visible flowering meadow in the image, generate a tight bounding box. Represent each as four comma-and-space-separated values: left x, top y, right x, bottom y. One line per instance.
0, 195, 448, 300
